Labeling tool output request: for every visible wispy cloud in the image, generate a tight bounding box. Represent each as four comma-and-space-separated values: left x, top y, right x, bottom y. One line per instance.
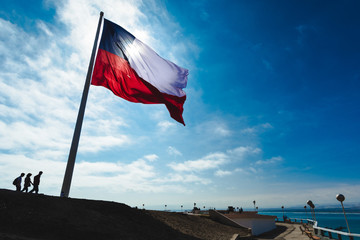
227, 146, 262, 159
36, 20, 53, 36
167, 146, 182, 156
144, 154, 159, 162
157, 121, 176, 131
214, 124, 232, 136
256, 156, 283, 165
169, 146, 263, 174
241, 122, 273, 135
160, 173, 211, 185
215, 169, 232, 177
168, 152, 228, 172
195, 119, 232, 137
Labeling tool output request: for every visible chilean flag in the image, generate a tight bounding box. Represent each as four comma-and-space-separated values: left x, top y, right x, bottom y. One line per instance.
91, 19, 188, 125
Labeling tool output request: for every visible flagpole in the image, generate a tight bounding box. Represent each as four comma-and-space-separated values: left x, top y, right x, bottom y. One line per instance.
60, 11, 104, 198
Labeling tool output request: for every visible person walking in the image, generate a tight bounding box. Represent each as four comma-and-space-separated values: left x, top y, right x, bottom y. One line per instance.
21, 173, 33, 193
13, 173, 25, 191
29, 171, 43, 194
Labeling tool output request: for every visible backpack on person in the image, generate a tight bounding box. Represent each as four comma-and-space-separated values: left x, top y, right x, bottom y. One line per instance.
13, 178, 18, 185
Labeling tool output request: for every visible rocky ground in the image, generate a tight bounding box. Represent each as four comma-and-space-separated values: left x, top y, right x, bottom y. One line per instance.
0, 189, 251, 240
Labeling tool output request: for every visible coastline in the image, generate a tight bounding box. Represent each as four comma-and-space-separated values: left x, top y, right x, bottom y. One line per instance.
260, 211, 360, 234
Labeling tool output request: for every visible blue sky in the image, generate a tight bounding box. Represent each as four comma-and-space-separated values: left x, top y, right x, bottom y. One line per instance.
0, 0, 359, 209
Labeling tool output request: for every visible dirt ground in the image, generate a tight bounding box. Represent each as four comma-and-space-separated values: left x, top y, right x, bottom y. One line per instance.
0, 189, 251, 240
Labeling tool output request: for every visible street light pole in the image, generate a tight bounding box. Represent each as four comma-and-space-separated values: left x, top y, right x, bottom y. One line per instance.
312, 204, 316, 222
336, 194, 351, 234
307, 200, 316, 222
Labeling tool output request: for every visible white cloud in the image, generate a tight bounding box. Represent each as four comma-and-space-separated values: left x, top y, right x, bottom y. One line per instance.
214, 124, 231, 136
78, 135, 130, 153
241, 127, 256, 134
255, 156, 283, 165
168, 146, 263, 174
157, 120, 176, 131
227, 146, 262, 159
248, 167, 258, 174
215, 170, 232, 177
68, 159, 177, 194
161, 173, 211, 185
261, 123, 273, 129
36, 20, 53, 36
241, 122, 273, 134
196, 120, 232, 137
0, 0, 175, 162
168, 152, 228, 172
0, 151, 210, 199
167, 146, 182, 156
144, 154, 159, 162
53, 0, 146, 63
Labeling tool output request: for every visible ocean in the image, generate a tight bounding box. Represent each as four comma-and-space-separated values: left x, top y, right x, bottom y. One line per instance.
260, 211, 360, 239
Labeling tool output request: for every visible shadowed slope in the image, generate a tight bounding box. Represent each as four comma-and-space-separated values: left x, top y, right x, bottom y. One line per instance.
0, 189, 248, 240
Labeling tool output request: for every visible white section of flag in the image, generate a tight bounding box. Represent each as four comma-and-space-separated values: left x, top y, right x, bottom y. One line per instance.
126, 38, 188, 97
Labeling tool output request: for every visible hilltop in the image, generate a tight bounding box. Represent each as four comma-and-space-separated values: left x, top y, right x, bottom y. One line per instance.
0, 189, 250, 240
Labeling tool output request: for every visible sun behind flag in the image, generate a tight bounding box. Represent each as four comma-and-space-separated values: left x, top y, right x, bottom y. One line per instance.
91, 19, 188, 125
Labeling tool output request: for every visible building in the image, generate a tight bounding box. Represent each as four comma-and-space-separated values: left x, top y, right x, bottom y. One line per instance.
209, 210, 277, 236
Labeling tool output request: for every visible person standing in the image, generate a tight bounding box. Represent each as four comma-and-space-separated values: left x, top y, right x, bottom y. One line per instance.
29, 171, 43, 194
21, 173, 33, 193
13, 173, 25, 191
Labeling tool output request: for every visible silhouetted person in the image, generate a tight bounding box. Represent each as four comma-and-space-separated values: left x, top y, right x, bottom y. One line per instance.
13, 173, 25, 191
21, 173, 33, 193
29, 171, 43, 194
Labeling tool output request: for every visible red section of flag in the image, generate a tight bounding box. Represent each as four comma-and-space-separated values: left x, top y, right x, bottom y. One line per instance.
92, 49, 186, 125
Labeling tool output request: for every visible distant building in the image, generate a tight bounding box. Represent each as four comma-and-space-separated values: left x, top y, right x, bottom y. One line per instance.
210, 210, 277, 236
